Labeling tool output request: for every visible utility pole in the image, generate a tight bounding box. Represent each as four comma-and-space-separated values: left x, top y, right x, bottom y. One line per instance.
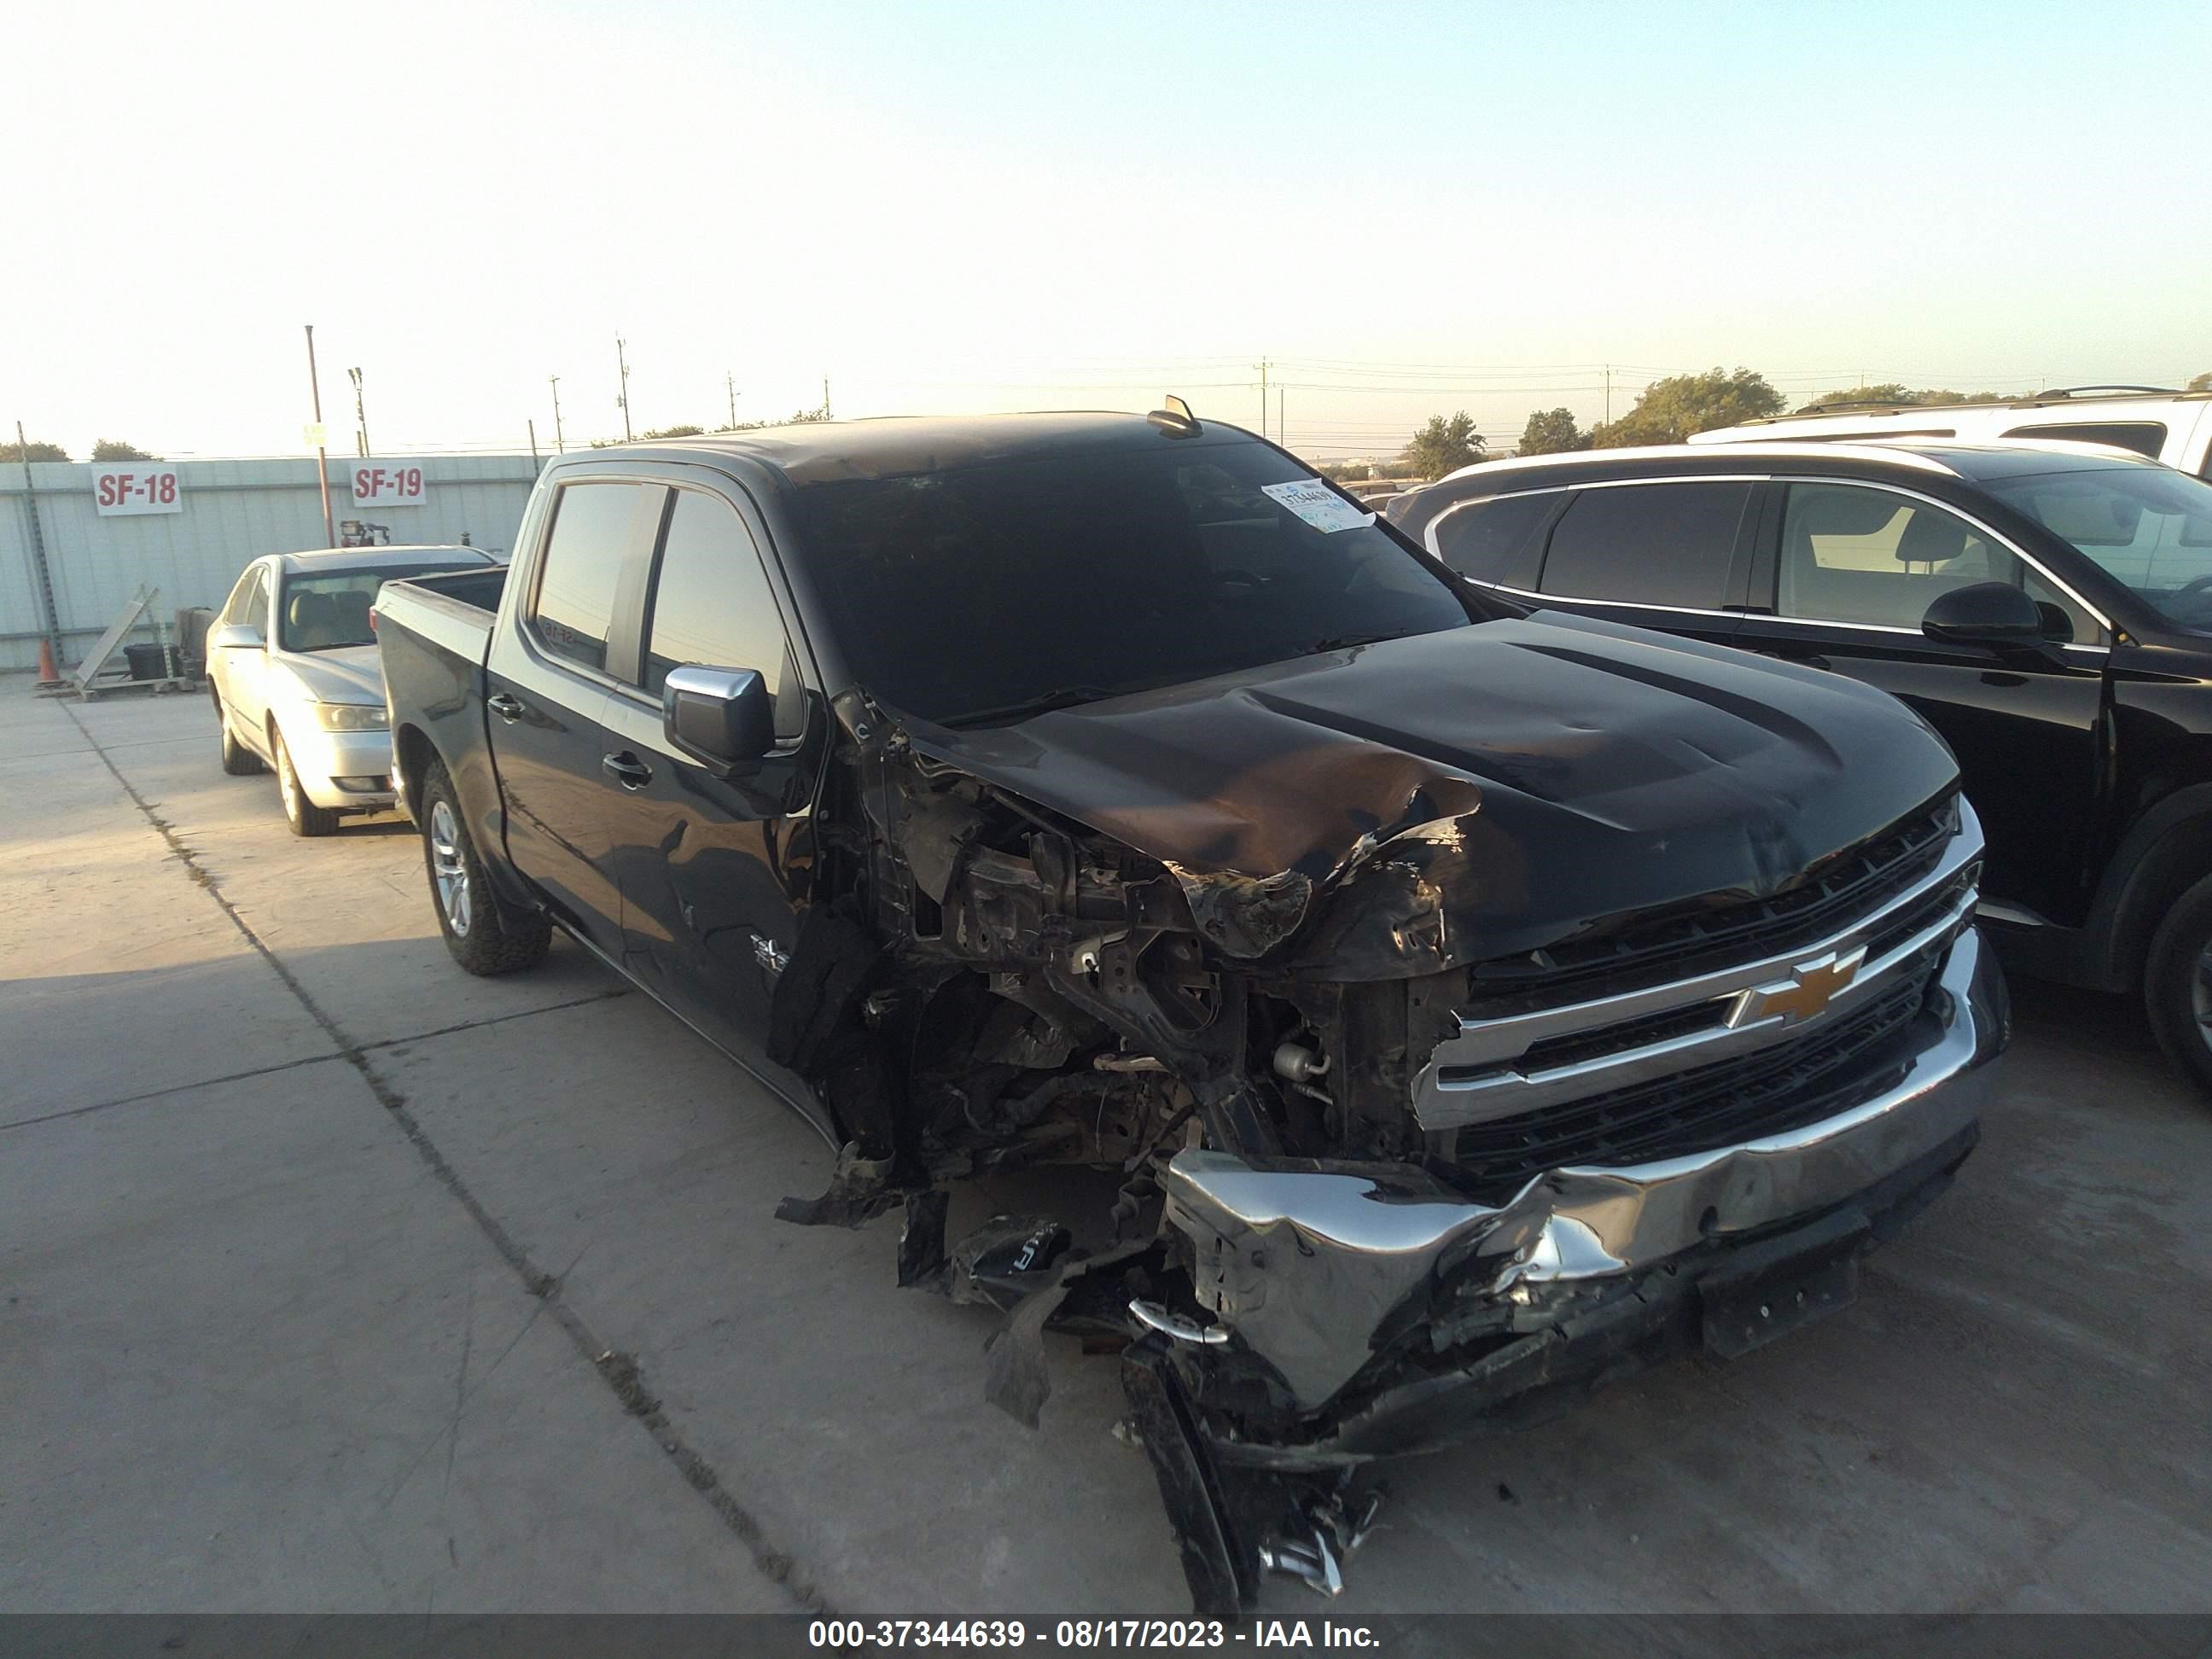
528, 418, 540, 468
347, 366, 370, 457
1255, 358, 1271, 434
15, 420, 62, 669
1278, 387, 1285, 447
305, 325, 335, 548
615, 338, 632, 440
1604, 364, 1612, 428
726, 371, 739, 428
823, 376, 832, 420
549, 375, 565, 451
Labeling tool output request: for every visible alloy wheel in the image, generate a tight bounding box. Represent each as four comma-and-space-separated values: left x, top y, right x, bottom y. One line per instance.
429, 799, 472, 937
275, 735, 300, 825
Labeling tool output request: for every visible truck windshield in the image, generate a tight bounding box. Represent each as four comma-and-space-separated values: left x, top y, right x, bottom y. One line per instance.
278, 563, 481, 652
789, 440, 1472, 725
1982, 467, 2212, 630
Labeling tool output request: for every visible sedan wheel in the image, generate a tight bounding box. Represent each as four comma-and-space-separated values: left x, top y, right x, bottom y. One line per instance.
272, 728, 341, 837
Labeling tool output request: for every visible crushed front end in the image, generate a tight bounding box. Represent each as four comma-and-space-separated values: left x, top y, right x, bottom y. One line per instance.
772, 678, 2004, 1611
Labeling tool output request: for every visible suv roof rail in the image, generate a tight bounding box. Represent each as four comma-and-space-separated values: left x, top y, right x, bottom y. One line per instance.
2029, 384, 2179, 399
1794, 398, 1926, 416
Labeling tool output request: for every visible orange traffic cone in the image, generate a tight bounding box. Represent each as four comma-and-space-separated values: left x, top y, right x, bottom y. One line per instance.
36, 637, 60, 684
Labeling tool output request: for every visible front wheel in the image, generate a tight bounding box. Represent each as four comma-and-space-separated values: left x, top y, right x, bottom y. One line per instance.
420, 760, 550, 975
2141, 870, 2212, 1104
272, 726, 340, 836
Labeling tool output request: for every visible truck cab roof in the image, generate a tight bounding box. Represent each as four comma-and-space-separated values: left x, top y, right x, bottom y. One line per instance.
573, 410, 1262, 489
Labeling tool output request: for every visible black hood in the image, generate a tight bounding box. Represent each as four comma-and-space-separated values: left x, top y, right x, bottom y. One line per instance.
904, 613, 1959, 977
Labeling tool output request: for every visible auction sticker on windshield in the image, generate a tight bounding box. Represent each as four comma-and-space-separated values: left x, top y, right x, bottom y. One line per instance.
1260, 479, 1374, 533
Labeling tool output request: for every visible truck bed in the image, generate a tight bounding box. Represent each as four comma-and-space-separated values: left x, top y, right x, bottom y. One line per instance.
375, 567, 507, 822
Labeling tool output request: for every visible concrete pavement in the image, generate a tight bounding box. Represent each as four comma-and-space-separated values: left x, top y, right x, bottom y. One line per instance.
3, 684, 2209, 1614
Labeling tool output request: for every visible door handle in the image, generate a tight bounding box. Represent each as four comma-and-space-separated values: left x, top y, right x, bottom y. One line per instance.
602, 752, 654, 789
487, 691, 524, 721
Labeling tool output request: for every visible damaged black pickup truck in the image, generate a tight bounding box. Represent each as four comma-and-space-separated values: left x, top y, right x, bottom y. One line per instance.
375, 407, 2007, 1610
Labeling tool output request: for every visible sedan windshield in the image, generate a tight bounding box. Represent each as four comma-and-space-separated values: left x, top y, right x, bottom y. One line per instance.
277, 563, 480, 652
789, 439, 1473, 724
1982, 467, 2212, 628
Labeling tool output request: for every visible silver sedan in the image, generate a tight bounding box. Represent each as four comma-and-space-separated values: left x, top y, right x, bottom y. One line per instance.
207, 545, 496, 835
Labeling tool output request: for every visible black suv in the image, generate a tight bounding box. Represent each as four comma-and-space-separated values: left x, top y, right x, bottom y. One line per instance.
1393, 439, 2212, 1098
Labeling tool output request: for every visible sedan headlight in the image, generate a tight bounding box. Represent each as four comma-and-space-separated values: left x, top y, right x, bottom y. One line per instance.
312, 702, 389, 731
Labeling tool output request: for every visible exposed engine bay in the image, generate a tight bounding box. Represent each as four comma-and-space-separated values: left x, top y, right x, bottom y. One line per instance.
765, 692, 2005, 1612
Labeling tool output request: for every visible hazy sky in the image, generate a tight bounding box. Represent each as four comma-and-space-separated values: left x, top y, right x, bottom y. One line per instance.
5, 0, 2207, 460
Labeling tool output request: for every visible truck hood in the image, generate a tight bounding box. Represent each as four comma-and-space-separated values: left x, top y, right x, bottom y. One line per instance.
272, 644, 384, 706
904, 612, 1959, 976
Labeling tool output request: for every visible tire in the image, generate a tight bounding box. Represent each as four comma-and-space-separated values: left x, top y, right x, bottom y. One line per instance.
215, 690, 265, 776
2142, 870, 2212, 1103
271, 725, 341, 837
420, 759, 551, 975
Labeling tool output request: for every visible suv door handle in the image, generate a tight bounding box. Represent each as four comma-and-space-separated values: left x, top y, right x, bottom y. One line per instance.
487, 692, 524, 721
602, 752, 654, 789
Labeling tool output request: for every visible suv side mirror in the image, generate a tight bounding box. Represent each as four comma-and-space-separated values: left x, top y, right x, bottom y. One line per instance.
1922, 582, 2046, 647
663, 666, 774, 769
208, 621, 264, 650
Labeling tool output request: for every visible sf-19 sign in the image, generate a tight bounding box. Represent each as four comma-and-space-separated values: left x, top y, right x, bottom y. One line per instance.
93, 467, 183, 516
352, 463, 428, 506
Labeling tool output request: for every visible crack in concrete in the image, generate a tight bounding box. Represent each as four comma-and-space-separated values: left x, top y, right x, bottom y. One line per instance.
61, 701, 830, 1614
0, 988, 633, 1133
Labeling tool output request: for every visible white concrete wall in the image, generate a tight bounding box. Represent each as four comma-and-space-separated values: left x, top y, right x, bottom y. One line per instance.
1, 454, 539, 672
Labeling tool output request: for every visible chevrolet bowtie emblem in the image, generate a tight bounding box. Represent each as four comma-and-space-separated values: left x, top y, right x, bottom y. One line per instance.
1728, 946, 1866, 1028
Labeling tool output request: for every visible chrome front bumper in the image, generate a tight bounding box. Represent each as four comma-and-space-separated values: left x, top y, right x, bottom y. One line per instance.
1158, 926, 2007, 1420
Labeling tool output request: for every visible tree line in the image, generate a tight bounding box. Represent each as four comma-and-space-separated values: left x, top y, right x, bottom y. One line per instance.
1374, 366, 2212, 480
0, 437, 158, 463
587, 406, 831, 448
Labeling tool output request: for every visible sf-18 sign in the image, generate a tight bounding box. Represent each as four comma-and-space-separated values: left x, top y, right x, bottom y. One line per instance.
93, 467, 183, 516
352, 463, 428, 507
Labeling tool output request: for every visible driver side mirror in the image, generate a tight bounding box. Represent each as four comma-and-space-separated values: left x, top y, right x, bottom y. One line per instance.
1922, 582, 2046, 647
662, 665, 774, 771
208, 621, 264, 651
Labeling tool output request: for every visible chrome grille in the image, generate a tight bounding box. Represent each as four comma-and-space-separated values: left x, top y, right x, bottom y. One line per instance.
1412, 798, 1982, 1136
1463, 794, 1959, 1016
1444, 966, 1936, 1202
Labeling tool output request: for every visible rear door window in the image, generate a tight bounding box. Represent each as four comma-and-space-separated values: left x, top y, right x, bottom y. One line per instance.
1429, 492, 1557, 585
1536, 480, 1751, 608
531, 481, 657, 674
643, 488, 805, 737
2003, 421, 2168, 459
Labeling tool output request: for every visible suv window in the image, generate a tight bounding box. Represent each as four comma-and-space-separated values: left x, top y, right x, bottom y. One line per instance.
1429, 492, 1557, 585
2003, 421, 2167, 459
1984, 465, 2212, 629
1537, 481, 1751, 608
643, 489, 804, 738
533, 481, 654, 673
1777, 482, 2098, 641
